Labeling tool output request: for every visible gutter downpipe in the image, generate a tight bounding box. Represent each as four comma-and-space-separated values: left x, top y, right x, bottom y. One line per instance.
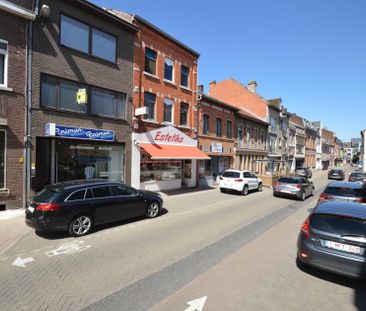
24, 0, 39, 208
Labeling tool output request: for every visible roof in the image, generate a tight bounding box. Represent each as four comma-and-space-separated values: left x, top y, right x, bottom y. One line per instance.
289, 114, 305, 127
201, 94, 240, 111
267, 98, 282, 111
326, 181, 365, 189
107, 9, 200, 57
237, 108, 269, 125
314, 201, 366, 219
74, 1, 138, 32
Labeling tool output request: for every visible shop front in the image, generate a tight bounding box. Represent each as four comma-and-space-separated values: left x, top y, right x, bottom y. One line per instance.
34, 123, 125, 191
131, 126, 210, 191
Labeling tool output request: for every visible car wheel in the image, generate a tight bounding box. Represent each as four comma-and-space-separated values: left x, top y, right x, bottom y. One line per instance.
242, 185, 249, 196
68, 215, 93, 237
220, 188, 226, 193
296, 256, 308, 270
300, 191, 306, 201
257, 183, 263, 192
146, 201, 160, 218
273, 192, 278, 197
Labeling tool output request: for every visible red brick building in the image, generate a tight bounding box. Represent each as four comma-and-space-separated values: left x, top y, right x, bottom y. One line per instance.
0, 0, 36, 209
109, 10, 208, 191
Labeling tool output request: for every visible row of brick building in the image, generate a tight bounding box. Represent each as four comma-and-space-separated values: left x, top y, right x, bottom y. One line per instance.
0, 0, 341, 209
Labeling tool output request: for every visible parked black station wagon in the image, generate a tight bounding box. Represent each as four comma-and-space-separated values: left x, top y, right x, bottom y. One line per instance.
25, 180, 163, 237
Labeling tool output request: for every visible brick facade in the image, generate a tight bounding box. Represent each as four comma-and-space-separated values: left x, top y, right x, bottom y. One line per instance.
0, 7, 30, 208
30, 0, 136, 193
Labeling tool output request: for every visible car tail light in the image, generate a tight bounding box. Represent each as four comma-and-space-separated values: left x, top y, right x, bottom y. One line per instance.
355, 197, 366, 203
319, 193, 331, 200
36, 203, 62, 212
349, 177, 353, 181
301, 217, 310, 238
234, 179, 243, 182
219, 177, 223, 180
295, 184, 302, 189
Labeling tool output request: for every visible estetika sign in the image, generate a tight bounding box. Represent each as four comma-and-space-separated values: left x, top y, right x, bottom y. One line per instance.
45, 123, 115, 142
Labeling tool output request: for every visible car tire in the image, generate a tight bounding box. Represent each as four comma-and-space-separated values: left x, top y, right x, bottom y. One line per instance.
242, 185, 249, 196
273, 192, 278, 197
220, 188, 226, 193
300, 191, 306, 201
257, 183, 263, 192
146, 201, 160, 218
68, 215, 93, 237
296, 256, 308, 271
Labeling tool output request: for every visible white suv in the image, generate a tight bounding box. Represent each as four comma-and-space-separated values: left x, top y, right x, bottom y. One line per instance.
219, 170, 263, 195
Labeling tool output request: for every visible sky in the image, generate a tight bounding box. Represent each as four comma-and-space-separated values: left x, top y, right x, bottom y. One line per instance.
91, 0, 366, 142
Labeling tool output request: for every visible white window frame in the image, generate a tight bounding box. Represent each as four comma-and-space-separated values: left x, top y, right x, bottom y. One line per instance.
0, 39, 9, 88
163, 98, 174, 124
164, 58, 174, 83
0, 129, 7, 190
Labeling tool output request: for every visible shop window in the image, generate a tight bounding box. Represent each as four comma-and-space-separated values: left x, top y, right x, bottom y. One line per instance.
140, 153, 181, 182
111, 185, 136, 196
164, 58, 174, 82
145, 48, 157, 75
0, 40, 8, 87
91, 87, 126, 119
92, 186, 111, 198
226, 120, 232, 139
216, 118, 222, 137
199, 159, 212, 179
203, 114, 209, 134
180, 65, 189, 87
180, 103, 188, 126
163, 98, 174, 123
144, 92, 155, 120
60, 15, 117, 63
0, 131, 5, 189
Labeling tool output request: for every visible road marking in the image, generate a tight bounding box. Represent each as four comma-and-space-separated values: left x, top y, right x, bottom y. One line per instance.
45, 241, 91, 257
184, 296, 207, 311
12, 256, 34, 267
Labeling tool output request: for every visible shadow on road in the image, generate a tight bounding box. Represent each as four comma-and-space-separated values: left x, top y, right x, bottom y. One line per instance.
36, 208, 169, 240
296, 258, 366, 310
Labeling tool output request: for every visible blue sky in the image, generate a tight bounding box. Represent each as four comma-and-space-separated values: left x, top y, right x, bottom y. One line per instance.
91, 0, 366, 141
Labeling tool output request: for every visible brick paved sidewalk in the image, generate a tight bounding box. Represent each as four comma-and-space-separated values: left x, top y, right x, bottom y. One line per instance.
0, 209, 30, 257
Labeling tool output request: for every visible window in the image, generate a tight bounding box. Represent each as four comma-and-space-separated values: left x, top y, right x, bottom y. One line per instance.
144, 92, 156, 120
92, 28, 117, 62
0, 131, 5, 188
163, 98, 174, 123
92, 186, 111, 198
145, 48, 157, 75
60, 15, 117, 62
85, 189, 93, 199
67, 190, 86, 201
203, 114, 210, 134
91, 87, 126, 119
246, 126, 251, 143
164, 58, 174, 81
243, 172, 252, 178
111, 185, 136, 196
216, 118, 222, 137
226, 121, 232, 139
180, 103, 189, 126
0, 40, 8, 87
238, 126, 243, 141
223, 171, 240, 178
41, 74, 126, 119
180, 65, 189, 87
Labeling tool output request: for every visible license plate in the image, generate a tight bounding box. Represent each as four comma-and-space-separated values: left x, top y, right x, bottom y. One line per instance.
324, 240, 361, 254
27, 206, 35, 213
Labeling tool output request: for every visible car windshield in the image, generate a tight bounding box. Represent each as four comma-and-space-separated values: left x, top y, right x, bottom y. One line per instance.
324, 186, 365, 197
310, 214, 366, 237
278, 177, 299, 184
33, 188, 60, 203
223, 171, 240, 178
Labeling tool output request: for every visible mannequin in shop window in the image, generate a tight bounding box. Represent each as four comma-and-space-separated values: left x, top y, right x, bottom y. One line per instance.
84, 164, 96, 179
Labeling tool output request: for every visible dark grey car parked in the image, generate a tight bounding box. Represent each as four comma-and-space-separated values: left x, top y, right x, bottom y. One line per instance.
297, 201, 366, 280
273, 176, 314, 201
26, 180, 163, 237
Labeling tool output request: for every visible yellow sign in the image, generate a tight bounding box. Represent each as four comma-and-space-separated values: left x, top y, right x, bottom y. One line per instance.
76, 88, 87, 105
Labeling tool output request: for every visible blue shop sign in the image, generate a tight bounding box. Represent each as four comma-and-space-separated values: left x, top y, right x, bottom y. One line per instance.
45, 123, 115, 142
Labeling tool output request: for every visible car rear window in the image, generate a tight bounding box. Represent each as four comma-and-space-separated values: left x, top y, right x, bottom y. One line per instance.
310, 214, 366, 237
351, 173, 365, 178
324, 186, 365, 197
223, 171, 240, 178
278, 177, 299, 184
33, 188, 59, 203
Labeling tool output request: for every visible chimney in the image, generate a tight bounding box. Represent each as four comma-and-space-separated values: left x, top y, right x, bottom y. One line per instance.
198, 84, 204, 94
247, 80, 257, 93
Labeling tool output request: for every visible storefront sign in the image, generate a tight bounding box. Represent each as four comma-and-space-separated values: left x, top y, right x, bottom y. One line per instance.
211, 143, 223, 153
45, 123, 115, 141
154, 131, 184, 143
76, 88, 87, 105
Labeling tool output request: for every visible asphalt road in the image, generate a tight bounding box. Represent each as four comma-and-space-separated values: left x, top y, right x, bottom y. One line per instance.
1, 166, 365, 311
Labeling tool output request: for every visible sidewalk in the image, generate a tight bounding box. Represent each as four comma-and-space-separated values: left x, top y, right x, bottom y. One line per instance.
158, 186, 218, 199
0, 209, 30, 257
